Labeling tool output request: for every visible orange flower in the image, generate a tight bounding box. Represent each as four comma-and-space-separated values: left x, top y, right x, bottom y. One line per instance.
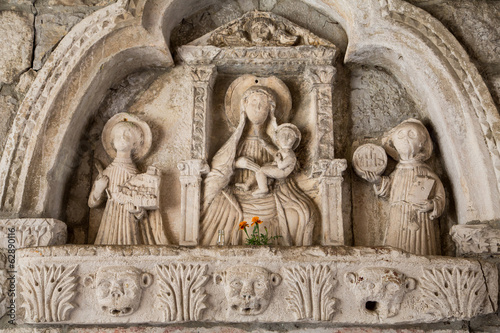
239, 221, 249, 230
251, 216, 262, 226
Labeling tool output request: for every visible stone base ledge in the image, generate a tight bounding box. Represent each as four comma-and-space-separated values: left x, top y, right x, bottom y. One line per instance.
15, 246, 498, 326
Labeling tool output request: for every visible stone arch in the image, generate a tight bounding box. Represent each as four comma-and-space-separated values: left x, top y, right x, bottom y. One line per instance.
0, 0, 498, 227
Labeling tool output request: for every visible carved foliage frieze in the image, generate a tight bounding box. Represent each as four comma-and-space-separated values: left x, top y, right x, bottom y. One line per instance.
0, 218, 67, 248
283, 265, 337, 321
450, 224, 500, 254
156, 263, 209, 321
19, 265, 78, 322
420, 266, 494, 318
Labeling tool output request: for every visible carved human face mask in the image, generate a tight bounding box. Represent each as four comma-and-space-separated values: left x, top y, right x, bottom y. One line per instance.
94, 266, 152, 316
111, 122, 142, 154
345, 268, 416, 320
244, 92, 272, 125
250, 21, 272, 43
391, 124, 426, 161
215, 266, 281, 315
276, 127, 297, 149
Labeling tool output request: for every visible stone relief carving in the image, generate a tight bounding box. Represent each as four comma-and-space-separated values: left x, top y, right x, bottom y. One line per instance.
420, 266, 494, 318
156, 263, 209, 321
214, 265, 281, 316
178, 160, 210, 246
19, 264, 78, 322
450, 224, 500, 255
84, 266, 152, 317
200, 75, 317, 246
0, 218, 67, 248
207, 11, 335, 48
283, 265, 337, 321
88, 112, 168, 245
345, 268, 417, 320
380, 0, 500, 193
356, 119, 445, 255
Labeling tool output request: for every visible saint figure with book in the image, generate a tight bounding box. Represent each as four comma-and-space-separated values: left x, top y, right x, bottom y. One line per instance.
360, 119, 445, 255
88, 113, 169, 245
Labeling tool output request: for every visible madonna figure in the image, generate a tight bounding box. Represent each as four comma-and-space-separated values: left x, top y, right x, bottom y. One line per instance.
200, 75, 317, 246
88, 113, 169, 245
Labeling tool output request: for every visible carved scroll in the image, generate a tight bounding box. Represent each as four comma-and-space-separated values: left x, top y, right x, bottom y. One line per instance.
19, 265, 78, 322
283, 265, 337, 321
177, 160, 209, 245
420, 266, 495, 318
156, 263, 209, 321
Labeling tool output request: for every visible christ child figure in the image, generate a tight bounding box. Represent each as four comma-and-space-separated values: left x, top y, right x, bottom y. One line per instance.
252, 123, 301, 197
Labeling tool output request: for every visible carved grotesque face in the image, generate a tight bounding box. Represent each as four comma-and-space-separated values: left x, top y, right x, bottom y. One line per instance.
345, 268, 416, 319
111, 122, 142, 154
215, 266, 281, 315
94, 266, 152, 316
249, 21, 273, 43
243, 92, 273, 125
391, 123, 427, 161
276, 127, 298, 149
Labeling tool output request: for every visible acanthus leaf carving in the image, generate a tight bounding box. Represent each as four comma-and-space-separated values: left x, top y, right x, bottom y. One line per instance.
420, 266, 494, 319
19, 265, 78, 322
283, 265, 337, 321
156, 264, 209, 321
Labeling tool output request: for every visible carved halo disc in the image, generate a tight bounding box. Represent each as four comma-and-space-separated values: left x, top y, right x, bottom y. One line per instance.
224, 74, 292, 128
102, 112, 153, 160
352, 143, 388, 177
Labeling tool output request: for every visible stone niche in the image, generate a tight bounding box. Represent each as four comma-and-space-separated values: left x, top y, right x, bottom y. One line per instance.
1, 0, 500, 330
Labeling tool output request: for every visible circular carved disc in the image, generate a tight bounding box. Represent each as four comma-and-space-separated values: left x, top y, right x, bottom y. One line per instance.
102, 112, 152, 161
352, 143, 387, 177
224, 74, 292, 128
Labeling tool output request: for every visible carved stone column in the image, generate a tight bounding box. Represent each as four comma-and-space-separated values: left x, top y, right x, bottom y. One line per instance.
189, 65, 217, 160
177, 65, 216, 246
306, 65, 336, 161
313, 159, 347, 245
177, 159, 209, 246
306, 65, 347, 245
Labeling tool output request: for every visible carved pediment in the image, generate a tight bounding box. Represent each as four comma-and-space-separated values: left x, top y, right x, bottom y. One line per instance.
199, 11, 335, 48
